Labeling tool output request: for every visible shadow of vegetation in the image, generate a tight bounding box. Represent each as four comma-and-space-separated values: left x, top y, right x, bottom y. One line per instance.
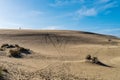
96, 61, 113, 68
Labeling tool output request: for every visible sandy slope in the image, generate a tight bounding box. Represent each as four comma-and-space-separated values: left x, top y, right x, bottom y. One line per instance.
0, 30, 120, 80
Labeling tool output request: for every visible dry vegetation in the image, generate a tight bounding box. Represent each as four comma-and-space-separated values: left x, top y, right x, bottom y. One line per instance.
0, 66, 7, 80
0, 44, 32, 58
0, 30, 120, 80
0, 67, 2, 79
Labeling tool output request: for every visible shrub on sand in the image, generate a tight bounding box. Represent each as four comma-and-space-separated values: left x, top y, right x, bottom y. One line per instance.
7, 45, 15, 48
85, 54, 92, 60
1, 44, 9, 48
0, 43, 31, 58
14, 44, 20, 48
9, 49, 22, 58
85, 55, 99, 63
19, 47, 31, 54
0, 67, 2, 77
0, 48, 4, 51
1, 44, 19, 49
0, 67, 4, 80
92, 57, 99, 64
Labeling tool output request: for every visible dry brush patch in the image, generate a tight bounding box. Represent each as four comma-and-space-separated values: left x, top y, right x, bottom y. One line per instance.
9, 49, 22, 58
85, 55, 112, 68
0, 43, 32, 58
0, 67, 2, 79
0, 66, 8, 80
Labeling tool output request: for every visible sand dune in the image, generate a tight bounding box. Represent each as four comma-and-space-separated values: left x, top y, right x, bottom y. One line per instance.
0, 30, 120, 80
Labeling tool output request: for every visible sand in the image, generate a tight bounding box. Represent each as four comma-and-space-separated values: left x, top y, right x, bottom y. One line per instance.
0, 29, 120, 80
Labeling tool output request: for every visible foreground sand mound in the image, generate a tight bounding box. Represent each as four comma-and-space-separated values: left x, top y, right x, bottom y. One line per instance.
0, 62, 103, 80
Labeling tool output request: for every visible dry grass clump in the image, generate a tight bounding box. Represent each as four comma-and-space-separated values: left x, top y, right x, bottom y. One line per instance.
1, 44, 9, 48
1, 44, 15, 48
19, 47, 31, 54
0, 44, 9, 51
85, 54, 99, 63
9, 49, 22, 58
0, 44, 15, 51
0, 48, 4, 51
0, 43, 32, 58
9, 47, 31, 58
92, 57, 99, 64
0, 67, 2, 78
0, 44, 20, 50
9, 46, 31, 58
0, 67, 6, 80
14, 44, 20, 48
85, 54, 92, 60
85, 54, 112, 67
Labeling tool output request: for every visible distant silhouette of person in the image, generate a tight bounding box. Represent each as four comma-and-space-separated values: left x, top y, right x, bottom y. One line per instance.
19, 27, 21, 30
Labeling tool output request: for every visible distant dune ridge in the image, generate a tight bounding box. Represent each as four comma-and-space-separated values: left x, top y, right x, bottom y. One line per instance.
0, 30, 120, 80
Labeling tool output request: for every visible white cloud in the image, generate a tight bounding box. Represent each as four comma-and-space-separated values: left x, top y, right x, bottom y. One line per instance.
101, 1, 118, 10
50, 0, 118, 18
77, 7, 97, 16
76, 0, 118, 18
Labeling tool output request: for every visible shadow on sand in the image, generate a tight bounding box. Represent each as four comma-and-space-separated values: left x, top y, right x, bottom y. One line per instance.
95, 61, 113, 68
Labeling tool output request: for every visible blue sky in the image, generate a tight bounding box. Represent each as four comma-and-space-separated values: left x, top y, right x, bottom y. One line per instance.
0, 0, 120, 37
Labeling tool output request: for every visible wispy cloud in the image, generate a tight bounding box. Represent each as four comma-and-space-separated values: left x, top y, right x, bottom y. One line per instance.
50, 0, 84, 7
50, 0, 118, 18
76, 7, 97, 17
100, 1, 118, 10
76, 0, 118, 17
